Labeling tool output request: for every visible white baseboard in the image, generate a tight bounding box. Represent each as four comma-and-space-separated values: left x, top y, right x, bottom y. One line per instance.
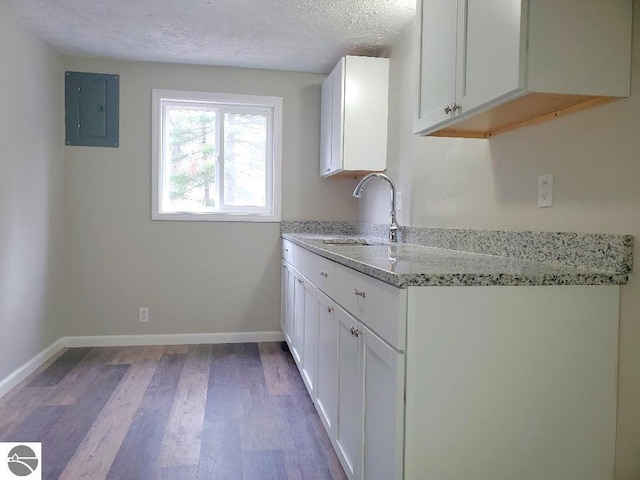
0, 338, 66, 399
0, 331, 283, 399
62, 331, 284, 348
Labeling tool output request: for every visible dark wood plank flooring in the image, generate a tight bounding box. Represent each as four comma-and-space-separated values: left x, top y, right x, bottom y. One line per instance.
0, 342, 346, 480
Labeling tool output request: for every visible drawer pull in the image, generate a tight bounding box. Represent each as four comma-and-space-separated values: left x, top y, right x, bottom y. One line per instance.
352, 289, 366, 298
319, 271, 328, 278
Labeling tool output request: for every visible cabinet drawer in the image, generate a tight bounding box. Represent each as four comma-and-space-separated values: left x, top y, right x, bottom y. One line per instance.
282, 239, 294, 263
334, 264, 406, 351
295, 246, 336, 297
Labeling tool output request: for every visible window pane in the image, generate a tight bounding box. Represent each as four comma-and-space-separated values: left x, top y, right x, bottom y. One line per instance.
164, 107, 217, 212
223, 113, 267, 207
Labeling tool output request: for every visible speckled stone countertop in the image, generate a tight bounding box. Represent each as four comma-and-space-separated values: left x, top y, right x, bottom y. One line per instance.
281, 224, 633, 288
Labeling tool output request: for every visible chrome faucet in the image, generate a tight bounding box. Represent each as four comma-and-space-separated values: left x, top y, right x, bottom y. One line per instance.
353, 172, 399, 243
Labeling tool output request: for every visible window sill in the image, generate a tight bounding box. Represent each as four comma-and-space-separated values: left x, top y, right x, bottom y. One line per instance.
151, 212, 281, 222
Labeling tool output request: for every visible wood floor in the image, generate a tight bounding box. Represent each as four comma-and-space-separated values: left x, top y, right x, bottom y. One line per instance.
0, 342, 347, 480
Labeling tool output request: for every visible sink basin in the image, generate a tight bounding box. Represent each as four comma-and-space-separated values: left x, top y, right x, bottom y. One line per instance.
318, 237, 374, 246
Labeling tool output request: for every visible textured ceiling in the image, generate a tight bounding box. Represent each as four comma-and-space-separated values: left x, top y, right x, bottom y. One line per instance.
7, 0, 416, 74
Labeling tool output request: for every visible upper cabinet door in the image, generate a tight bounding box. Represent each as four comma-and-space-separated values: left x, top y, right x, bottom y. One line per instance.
415, 0, 458, 133
320, 59, 345, 178
455, 0, 525, 114
320, 69, 335, 176
330, 60, 345, 174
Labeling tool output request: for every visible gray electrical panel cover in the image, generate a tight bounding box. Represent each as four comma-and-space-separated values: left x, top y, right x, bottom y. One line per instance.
65, 71, 119, 147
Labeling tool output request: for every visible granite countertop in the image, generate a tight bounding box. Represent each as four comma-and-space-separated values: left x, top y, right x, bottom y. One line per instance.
283, 232, 631, 288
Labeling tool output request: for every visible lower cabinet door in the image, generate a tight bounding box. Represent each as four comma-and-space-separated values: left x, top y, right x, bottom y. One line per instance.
301, 282, 319, 394
335, 307, 364, 480
281, 262, 287, 338
362, 327, 405, 480
284, 263, 295, 346
315, 293, 339, 437
292, 273, 306, 364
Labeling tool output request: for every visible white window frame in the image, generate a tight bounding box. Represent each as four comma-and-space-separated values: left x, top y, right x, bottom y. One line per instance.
152, 89, 282, 222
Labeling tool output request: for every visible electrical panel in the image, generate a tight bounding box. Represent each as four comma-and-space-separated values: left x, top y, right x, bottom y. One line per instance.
65, 71, 119, 147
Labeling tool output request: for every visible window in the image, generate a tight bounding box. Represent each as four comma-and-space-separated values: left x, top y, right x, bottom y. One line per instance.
152, 89, 282, 221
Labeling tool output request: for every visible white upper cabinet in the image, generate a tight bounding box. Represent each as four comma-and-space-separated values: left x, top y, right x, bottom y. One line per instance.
321, 56, 390, 177
417, 0, 458, 130
456, 0, 523, 114
415, 0, 632, 138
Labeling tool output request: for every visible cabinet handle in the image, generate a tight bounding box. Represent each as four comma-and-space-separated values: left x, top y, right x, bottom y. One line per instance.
282, 264, 286, 269
352, 289, 366, 298
349, 326, 362, 338
328, 306, 334, 313
325, 167, 331, 172
319, 271, 328, 278
297, 278, 304, 284
444, 103, 461, 114
284, 247, 289, 252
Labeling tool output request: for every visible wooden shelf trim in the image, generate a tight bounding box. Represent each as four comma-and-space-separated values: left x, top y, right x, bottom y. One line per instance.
430, 93, 619, 139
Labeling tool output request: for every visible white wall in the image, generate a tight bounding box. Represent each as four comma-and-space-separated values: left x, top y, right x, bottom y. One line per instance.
0, 3, 65, 380
62, 57, 357, 337
363, 10, 640, 480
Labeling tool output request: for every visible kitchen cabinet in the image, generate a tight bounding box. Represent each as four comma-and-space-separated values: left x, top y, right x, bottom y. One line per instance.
282, 238, 619, 479
282, 241, 405, 480
403, 286, 619, 480
282, 240, 323, 397
335, 306, 405, 480
281, 240, 295, 346
335, 307, 364, 480
281, 262, 294, 346
301, 280, 319, 394
292, 271, 305, 364
415, 0, 632, 138
361, 322, 405, 480
283, 260, 315, 392
320, 56, 389, 177
315, 293, 339, 437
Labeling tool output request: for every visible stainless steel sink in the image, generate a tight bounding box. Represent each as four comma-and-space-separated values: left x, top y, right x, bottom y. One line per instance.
317, 238, 376, 246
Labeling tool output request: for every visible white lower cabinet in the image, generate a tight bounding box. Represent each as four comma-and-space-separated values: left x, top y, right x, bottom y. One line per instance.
282, 240, 620, 480
362, 324, 405, 480
335, 307, 405, 480
335, 307, 364, 480
315, 293, 339, 436
281, 262, 294, 346
280, 262, 287, 336
301, 281, 319, 394
282, 246, 405, 480
291, 270, 305, 365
